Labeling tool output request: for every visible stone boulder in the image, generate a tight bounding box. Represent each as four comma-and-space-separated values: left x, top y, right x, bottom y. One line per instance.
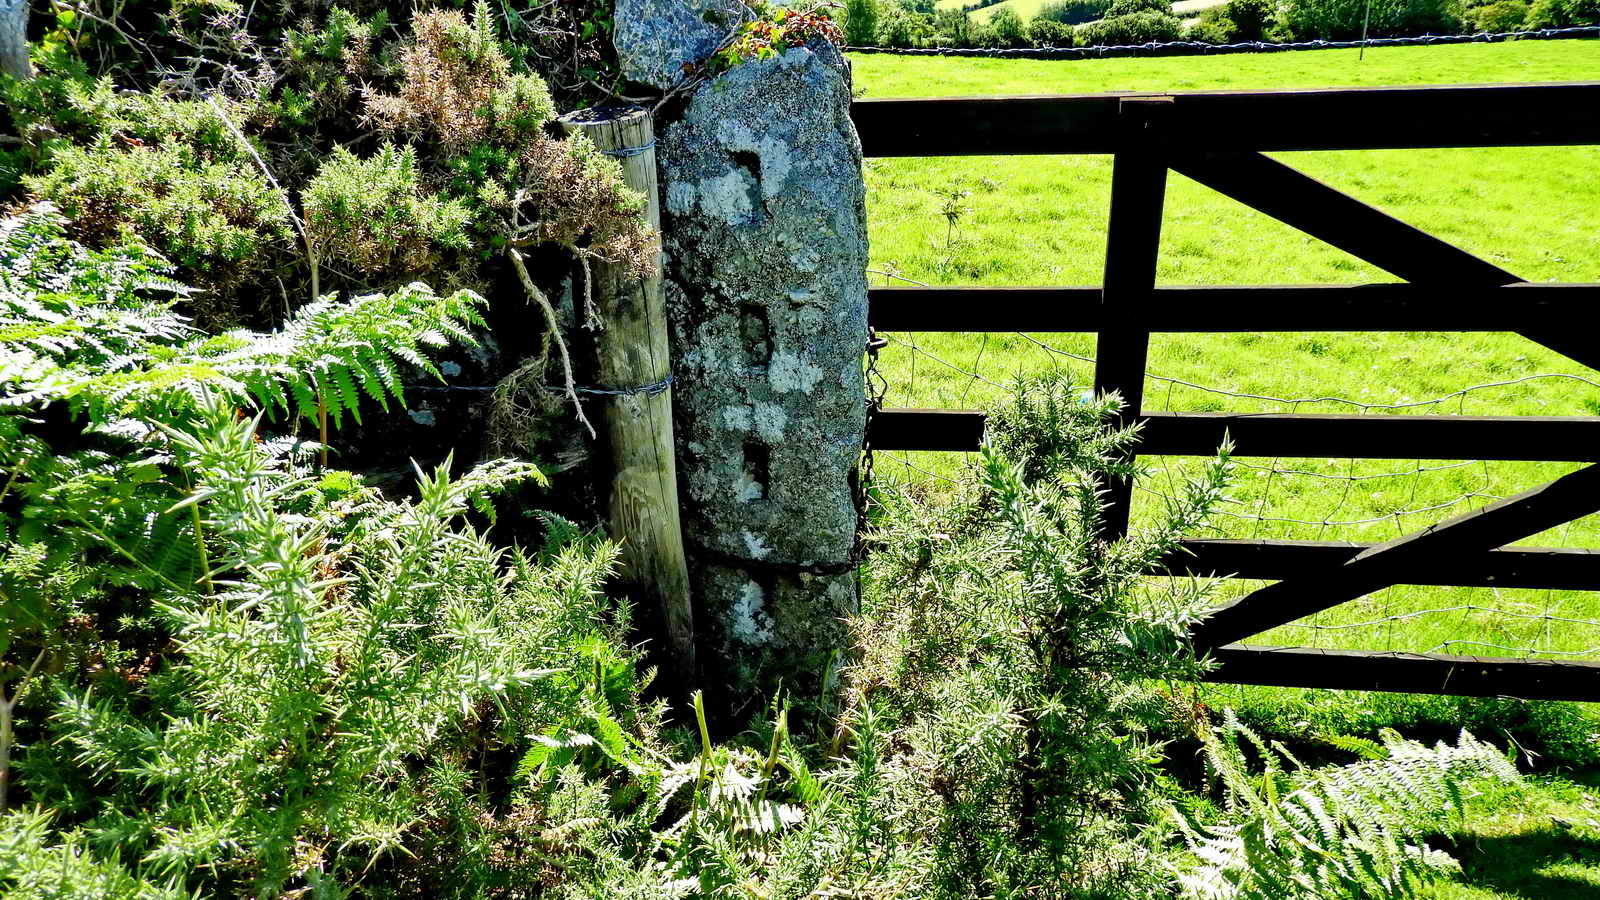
612, 0, 746, 91
658, 42, 868, 701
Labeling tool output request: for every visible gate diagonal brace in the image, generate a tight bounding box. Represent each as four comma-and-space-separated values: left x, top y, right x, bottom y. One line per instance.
1189, 462, 1600, 650
1167, 149, 1600, 373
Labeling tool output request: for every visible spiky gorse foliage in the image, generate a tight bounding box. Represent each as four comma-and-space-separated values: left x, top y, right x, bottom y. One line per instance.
37, 397, 566, 892
363, 4, 654, 282
839, 375, 1234, 896
4, 392, 631, 895
1173, 712, 1521, 899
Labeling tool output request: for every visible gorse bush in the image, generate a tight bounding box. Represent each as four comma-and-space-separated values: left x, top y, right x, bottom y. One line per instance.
303, 144, 473, 277
3, 1, 651, 330
840, 377, 1235, 894
0, 203, 630, 895
25, 137, 291, 312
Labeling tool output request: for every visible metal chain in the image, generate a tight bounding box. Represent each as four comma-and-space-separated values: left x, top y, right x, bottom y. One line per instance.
854, 328, 890, 564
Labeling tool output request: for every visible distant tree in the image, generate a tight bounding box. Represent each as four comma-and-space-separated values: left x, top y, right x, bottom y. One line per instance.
1193, 0, 1278, 41
1028, 17, 1081, 41
1036, 0, 1114, 23
877, 0, 938, 45
935, 7, 983, 43
1105, 0, 1174, 16
845, 0, 882, 43
1466, 0, 1529, 28
1523, 0, 1600, 25
987, 6, 1032, 44
1077, 7, 1184, 41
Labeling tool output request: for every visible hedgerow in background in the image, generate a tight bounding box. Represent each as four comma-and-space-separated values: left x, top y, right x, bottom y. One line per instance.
1077, 0, 1184, 46
1280, 0, 1465, 40
1191, 0, 1284, 44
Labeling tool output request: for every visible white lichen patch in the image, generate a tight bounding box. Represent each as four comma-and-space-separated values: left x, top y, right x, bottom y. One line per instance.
768, 352, 824, 393
789, 245, 821, 273
717, 121, 793, 200
838, 362, 857, 389
698, 170, 755, 225
752, 402, 787, 442
721, 404, 753, 431
665, 180, 697, 216
408, 409, 436, 426
785, 287, 819, 307
733, 469, 764, 502
730, 580, 775, 645
741, 529, 772, 559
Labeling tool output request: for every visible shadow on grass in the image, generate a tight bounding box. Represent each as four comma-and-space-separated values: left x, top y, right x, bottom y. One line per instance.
1447, 828, 1600, 899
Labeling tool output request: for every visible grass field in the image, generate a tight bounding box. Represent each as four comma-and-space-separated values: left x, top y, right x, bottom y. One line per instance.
854, 41, 1600, 896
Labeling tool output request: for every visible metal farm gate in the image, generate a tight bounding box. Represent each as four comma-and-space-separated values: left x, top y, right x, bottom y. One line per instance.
853, 82, 1600, 702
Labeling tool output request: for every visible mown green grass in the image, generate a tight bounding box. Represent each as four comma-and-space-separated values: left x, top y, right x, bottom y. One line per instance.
855, 42, 1600, 895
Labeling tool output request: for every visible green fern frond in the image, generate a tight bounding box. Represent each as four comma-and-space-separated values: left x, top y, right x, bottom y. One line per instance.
1174, 715, 1520, 899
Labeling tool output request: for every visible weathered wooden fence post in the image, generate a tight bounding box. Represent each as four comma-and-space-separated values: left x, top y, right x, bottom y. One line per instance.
558, 107, 696, 681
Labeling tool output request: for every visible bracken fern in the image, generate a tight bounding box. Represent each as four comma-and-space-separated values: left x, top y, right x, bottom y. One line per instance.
1172, 711, 1520, 899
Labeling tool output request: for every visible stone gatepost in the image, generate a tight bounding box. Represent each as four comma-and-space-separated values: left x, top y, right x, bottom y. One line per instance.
614, 7, 869, 702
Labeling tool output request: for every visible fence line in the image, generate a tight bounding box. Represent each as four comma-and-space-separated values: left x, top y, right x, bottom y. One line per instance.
874, 314, 1600, 661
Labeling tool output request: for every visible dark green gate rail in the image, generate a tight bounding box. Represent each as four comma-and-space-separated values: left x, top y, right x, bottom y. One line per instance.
853, 81, 1600, 702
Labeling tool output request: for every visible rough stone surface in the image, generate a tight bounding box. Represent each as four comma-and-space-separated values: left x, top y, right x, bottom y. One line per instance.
613, 0, 745, 91
1, 0, 31, 81
659, 43, 867, 699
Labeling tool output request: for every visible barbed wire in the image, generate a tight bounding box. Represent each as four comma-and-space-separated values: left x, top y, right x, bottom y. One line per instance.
869, 270, 1600, 661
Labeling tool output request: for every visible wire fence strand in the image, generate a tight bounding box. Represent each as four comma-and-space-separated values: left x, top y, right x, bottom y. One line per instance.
869, 269, 1600, 660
